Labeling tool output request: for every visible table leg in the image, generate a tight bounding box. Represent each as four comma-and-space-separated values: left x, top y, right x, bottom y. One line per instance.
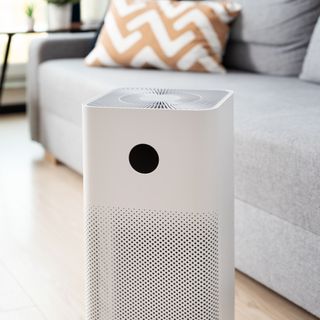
0, 33, 13, 106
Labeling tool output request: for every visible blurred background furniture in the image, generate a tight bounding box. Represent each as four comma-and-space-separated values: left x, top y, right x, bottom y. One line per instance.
0, 23, 97, 113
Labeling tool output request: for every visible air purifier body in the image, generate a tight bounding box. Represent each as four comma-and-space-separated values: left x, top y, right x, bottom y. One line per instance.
83, 88, 234, 320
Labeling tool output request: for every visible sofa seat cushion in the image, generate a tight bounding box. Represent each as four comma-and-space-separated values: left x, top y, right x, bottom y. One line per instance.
39, 59, 320, 235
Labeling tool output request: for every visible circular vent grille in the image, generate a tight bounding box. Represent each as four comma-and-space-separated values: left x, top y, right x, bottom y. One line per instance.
88, 88, 229, 111
119, 88, 202, 110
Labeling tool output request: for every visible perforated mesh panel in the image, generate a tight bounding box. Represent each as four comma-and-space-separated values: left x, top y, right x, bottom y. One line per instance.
85, 206, 220, 320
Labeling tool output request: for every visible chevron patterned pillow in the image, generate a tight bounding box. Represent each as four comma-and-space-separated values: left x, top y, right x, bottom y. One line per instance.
85, 0, 241, 73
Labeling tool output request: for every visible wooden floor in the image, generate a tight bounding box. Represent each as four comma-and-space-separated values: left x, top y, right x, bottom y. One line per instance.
0, 114, 318, 320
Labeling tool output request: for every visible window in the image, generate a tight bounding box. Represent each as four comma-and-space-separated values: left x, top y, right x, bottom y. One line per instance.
0, 0, 47, 84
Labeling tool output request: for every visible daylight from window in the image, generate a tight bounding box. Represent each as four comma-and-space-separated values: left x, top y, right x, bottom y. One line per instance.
0, 0, 46, 64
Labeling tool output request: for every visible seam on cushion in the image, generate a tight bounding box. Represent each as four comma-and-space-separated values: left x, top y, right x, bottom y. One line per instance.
39, 108, 80, 129
40, 108, 81, 128
228, 39, 303, 49
39, 109, 81, 144
39, 110, 82, 173
38, 79, 83, 127
39, 103, 81, 127
235, 197, 320, 238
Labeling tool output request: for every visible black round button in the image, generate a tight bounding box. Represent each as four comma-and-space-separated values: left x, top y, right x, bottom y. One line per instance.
129, 144, 159, 174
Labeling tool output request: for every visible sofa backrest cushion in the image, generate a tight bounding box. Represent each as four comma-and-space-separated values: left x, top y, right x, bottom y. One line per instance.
223, 0, 320, 76
300, 18, 320, 84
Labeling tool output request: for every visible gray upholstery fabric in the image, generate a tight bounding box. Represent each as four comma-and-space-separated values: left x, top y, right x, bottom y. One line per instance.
39, 60, 320, 238
235, 199, 320, 318
224, 0, 320, 76
300, 18, 320, 84
40, 110, 83, 173
27, 33, 95, 141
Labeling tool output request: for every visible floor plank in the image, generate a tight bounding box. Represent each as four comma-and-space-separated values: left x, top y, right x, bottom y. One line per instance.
0, 114, 318, 320
0, 307, 45, 320
235, 272, 317, 320
0, 263, 34, 312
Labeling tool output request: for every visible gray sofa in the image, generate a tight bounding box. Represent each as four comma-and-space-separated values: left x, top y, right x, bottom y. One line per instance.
27, 1, 320, 317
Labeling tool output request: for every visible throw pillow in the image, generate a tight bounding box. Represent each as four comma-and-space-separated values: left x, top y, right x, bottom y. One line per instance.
85, 0, 241, 73
300, 18, 320, 84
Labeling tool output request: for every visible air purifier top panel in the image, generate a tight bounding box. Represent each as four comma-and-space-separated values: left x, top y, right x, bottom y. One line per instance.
86, 88, 231, 111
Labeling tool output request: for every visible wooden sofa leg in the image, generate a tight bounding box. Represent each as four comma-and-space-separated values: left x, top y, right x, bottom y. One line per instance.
45, 151, 60, 165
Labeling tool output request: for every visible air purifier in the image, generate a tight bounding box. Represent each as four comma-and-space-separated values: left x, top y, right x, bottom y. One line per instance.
83, 88, 234, 320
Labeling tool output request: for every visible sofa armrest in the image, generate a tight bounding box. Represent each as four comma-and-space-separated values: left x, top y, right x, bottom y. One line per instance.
27, 32, 95, 142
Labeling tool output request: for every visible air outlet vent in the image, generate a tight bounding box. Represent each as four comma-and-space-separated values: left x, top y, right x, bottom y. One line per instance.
87, 88, 230, 111
145, 101, 174, 109
139, 88, 176, 109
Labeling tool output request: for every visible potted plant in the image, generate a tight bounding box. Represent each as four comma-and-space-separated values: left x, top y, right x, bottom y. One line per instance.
46, 0, 79, 30
25, 3, 35, 31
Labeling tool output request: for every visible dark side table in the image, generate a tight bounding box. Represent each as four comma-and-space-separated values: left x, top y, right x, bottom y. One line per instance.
0, 23, 97, 113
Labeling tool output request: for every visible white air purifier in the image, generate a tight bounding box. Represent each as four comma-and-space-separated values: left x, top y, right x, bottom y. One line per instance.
83, 88, 234, 320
